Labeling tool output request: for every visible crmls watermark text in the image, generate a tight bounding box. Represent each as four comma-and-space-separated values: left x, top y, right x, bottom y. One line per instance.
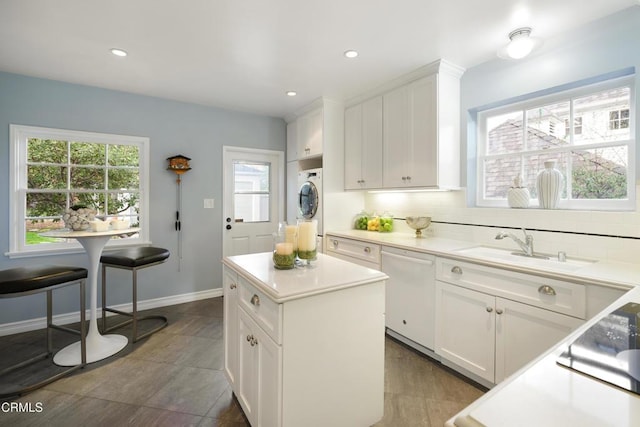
1, 402, 43, 413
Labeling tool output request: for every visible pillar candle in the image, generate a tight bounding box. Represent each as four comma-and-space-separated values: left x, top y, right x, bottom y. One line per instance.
275, 242, 293, 255
297, 221, 317, 251
285, 225, 298, 250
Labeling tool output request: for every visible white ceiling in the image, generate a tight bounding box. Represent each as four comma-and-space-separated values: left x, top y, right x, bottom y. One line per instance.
0, 0, 636, 118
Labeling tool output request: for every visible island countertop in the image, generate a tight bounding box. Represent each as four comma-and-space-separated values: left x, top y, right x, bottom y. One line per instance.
222, 252, 388, 303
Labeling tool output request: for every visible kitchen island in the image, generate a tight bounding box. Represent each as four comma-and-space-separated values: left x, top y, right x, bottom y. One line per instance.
221, 252, 388, 427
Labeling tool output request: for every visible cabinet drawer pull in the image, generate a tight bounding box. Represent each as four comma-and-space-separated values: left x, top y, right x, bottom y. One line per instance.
496, 309, 504, 315
230, 283, 237, 290
364, 246, 371, 254
250, 294, 261, 306
486, 307, 493, 313
538, 285, 557, 296
451, 266, 463, 275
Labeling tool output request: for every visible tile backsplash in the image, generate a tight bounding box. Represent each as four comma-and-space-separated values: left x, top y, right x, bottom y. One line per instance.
365, 185, 640, 264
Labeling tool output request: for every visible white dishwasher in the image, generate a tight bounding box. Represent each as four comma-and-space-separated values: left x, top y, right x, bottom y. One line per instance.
381, 246, 436, 351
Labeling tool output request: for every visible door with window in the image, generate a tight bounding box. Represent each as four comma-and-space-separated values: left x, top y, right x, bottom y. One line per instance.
223, 146, 284, 257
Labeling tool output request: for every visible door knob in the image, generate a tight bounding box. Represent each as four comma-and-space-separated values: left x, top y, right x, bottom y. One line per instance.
226, 224, 232, 230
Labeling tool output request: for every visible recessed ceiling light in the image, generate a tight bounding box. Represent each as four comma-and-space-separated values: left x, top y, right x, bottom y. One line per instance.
110, 48, 128, 57
344, 50, 359, 59
286, 91, 297, 97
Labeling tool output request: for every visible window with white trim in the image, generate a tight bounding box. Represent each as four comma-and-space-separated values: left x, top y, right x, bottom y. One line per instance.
477, 76, 635, 210
9, 125, 150, 256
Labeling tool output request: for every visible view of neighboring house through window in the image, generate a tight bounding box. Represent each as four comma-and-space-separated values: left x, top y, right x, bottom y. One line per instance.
477, 76, 635, 210
9, 125, 149, 255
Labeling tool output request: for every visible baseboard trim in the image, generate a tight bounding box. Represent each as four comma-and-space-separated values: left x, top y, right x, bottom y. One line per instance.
0, 288, 223, 337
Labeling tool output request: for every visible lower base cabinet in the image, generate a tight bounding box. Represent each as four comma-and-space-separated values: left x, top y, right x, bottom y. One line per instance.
223, 265, 385, 427
237, 308, 281, 426
435, 280, 583, 384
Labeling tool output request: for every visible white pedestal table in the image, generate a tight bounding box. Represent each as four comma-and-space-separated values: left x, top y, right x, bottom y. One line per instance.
40, 227, 140, 366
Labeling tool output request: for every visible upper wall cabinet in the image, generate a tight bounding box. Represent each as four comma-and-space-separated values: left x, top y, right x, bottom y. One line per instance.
345, 59, 464, 190
296, 107, 323, 159
344, 96, 383, 190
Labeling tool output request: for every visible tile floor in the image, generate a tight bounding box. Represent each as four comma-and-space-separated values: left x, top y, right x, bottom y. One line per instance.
0, 297, 485, 426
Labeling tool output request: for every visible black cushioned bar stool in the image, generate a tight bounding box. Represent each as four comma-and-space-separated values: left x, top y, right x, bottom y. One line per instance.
0, 265, 87, 398
101, 247, 170, 342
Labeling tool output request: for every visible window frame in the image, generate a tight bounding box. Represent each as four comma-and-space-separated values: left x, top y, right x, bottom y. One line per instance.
476, 76, 636, 211
8, 124, 151, 257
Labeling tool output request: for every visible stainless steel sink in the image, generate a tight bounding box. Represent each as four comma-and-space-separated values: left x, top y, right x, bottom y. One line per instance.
453, 245, 596, 272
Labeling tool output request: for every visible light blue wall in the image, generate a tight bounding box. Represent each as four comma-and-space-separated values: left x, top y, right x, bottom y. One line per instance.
0, 72, 285, 324
461, 6, 640, 202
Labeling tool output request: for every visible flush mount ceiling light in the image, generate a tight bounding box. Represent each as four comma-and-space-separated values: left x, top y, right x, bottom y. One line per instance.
110, 48, 128, 57
343, 50, 359, 59
497, 27, 542, 60
286, 91, 297, 97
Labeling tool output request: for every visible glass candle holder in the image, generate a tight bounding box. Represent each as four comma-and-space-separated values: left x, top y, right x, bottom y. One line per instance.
273, 222, 296, 269
296, 219, 317, 264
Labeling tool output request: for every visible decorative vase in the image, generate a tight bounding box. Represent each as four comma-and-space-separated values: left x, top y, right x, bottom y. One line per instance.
507, 175, 530, 208
536, 161, 563, 209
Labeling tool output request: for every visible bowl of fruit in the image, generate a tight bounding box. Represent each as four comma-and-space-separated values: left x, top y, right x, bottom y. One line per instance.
405, 216, 431, 237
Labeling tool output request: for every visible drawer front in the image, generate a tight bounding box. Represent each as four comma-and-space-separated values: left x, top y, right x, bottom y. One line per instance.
436, 258, 586, 319
326, 236, 381, 264
238, 276, 282, 344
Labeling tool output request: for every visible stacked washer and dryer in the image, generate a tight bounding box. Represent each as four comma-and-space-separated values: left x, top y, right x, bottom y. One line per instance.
297, 168, 323, 250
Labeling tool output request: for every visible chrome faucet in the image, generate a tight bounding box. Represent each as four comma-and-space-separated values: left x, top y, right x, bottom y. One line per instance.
495, 228, 535, 257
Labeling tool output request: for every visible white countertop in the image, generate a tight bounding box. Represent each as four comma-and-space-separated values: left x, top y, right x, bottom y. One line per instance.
325, 230, 640, 290
324, 229, 640, 426
222, 252, 388, 303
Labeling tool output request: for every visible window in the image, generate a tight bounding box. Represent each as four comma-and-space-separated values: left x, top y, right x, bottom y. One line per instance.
9, 125, 150, 256
477, 76, 635, 210
233, 161, 271, 222
609, 109, 630, 130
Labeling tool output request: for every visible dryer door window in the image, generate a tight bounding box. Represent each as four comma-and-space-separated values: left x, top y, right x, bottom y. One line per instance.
298, 181, 319, 219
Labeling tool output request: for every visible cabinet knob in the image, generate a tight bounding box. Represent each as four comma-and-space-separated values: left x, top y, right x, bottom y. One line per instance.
246, 334, 252, 342
486, 307, 493, 313
406, 176, 411, 181
333, 240, 339, 247
496, 309, 504, 315
538, 285, 557, 296
401, 176, 407, 181
364, 246, 371, 254
451, 266, 463, 275
251, 336, 258, 346
250, 294, 261, 306
230, 283, 237, 290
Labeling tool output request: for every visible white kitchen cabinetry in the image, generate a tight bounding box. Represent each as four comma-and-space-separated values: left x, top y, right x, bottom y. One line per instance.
344, 96, 383, 190
380, 60, 463, 189
435, 258, 584, 385
296, 107, 323, 159
325, 235, 381, 270
381, 246, 436, 350
223, 267, 239, 388
237, 307, 282, 426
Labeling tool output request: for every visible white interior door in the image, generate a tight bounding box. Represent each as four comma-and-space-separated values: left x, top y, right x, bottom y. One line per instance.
223, 146, 285, 257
